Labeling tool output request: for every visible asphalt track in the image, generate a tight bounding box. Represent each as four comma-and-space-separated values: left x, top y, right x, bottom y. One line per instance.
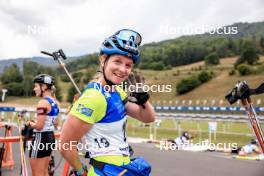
1, 129, 264, 176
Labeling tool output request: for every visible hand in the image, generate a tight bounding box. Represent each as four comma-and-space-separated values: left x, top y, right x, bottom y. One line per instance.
69, 171, 87, 176
26, 120, 35, 127
69, 164, 88, 176
25, 121, 31, 127
73, 93, 81, 102
126, 71, 150, 108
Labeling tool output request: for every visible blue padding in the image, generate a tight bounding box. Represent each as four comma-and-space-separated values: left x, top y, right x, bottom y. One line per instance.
44, 97, 60, 116
0, 107, 15, 112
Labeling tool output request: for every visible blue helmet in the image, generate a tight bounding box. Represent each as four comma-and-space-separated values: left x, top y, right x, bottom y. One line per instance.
100, 29, 142, 63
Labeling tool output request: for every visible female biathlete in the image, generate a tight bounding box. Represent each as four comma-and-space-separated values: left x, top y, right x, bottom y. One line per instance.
28, 74, 59, 176
60, 29, 155, 176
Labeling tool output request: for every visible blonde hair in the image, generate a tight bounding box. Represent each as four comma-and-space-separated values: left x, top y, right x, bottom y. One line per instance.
51, 85, 56, 98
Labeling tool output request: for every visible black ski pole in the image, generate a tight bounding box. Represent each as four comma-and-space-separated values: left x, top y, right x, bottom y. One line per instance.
226, 81, 264, 153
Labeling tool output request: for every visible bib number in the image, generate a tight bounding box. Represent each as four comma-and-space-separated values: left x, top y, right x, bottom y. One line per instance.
122, 120, 127, 142
94, 137, 110, 148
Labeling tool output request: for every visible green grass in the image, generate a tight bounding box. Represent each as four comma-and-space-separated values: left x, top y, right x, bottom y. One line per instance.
1, 110, 263, 146
127, 117, 264, 146
3, 96, 41, 105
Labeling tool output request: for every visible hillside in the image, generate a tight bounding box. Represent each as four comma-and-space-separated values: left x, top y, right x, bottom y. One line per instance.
144, 56, 264, 106
0, 55, 83, 74
2, 56, 264, 107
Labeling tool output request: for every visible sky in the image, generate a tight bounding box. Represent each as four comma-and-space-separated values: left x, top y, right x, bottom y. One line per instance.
0, 0, 263, 60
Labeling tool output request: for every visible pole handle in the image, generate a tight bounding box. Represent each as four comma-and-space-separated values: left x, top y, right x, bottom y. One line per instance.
40, 51, 53, 57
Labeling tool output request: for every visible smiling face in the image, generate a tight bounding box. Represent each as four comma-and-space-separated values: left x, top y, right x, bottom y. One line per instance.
102, 54, 133, 85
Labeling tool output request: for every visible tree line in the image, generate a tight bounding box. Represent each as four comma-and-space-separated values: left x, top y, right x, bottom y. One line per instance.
0, 61, 62, 100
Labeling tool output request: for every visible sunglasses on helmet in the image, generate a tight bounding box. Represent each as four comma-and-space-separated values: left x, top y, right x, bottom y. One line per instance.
114, 29, 142, 46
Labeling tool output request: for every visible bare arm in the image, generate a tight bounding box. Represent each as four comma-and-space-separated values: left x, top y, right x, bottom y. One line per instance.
30, 99, 50, 131
30, 116, 45, 131
59, 114, 92, 171
126, 101, 155, 123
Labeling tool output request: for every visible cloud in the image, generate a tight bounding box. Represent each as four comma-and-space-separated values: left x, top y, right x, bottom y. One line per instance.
0, 0, 263, 59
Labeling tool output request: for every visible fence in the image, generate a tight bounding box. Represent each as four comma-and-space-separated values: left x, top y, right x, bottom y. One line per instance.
0, 106, 263, 146
151, 99, 264, 106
